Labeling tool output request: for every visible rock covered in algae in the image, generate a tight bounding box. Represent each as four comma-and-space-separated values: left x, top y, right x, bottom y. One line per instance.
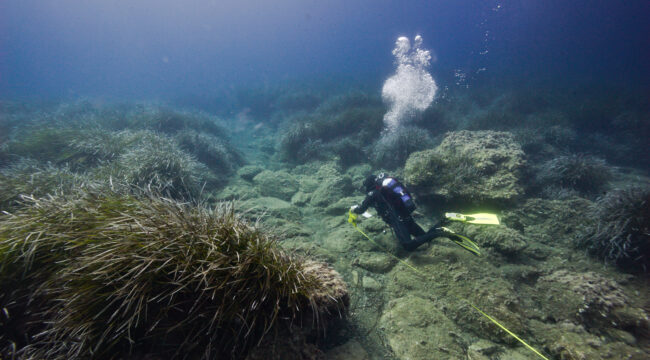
466, 339, 502, 360
378, 295, 465, 359
0, 189, 348, 359
237, 164, 264, 181
241, 196, 302, 221
456, 223, 528, 256
308, 163, 354, 207
253, 169, 300, 200
536, 270, 648, 331
445, 277, 527, 345
530, 320, 648, 360
353, 252, 397, 273
404, 130, 525, 204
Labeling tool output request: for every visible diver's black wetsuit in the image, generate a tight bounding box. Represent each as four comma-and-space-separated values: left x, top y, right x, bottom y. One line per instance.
354, 185, 444, 251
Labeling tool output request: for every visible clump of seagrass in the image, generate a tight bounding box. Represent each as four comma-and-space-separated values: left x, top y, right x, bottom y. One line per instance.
65, 129, 157, 167
0, 147, 8, 168
0, 190, 347, 359
98, 133, 215, 198
533, 154, 612, 197
175, 129, 244, 176
4, 126, 83, 164
0, 159, 88, 210
578, 186, 650, 272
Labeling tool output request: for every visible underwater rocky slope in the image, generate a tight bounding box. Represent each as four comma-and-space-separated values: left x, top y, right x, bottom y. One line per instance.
0, 87, 649, 359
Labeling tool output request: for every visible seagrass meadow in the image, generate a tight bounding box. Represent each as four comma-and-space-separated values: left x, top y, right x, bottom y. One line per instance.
0, 86, 648, 359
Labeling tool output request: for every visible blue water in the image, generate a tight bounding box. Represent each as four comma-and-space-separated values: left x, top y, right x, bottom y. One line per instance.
2, 0, 648, 100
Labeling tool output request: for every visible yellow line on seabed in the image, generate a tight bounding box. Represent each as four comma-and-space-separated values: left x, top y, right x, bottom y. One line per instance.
350, 223, 550, 360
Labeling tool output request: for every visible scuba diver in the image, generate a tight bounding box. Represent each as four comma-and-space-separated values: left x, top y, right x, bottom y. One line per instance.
349, 173, 487, 254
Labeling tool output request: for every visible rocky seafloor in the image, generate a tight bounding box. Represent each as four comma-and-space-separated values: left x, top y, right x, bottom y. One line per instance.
228, 136, 649, 360
1, 88, 649, 359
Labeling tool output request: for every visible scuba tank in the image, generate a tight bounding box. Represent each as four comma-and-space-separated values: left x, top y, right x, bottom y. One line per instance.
376, 173, 416, 214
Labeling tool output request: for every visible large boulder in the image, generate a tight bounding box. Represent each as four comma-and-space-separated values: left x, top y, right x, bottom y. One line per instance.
530, 320, 648, 360
253, 170, 299, 201
379, 295, 465, 359
308, 163, 354, 207
535, 270, 648, 331
404, 130, 525, 204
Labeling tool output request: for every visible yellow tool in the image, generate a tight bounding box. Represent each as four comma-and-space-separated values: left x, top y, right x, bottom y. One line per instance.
348, 209, 358, 225
445, 212, 500, 225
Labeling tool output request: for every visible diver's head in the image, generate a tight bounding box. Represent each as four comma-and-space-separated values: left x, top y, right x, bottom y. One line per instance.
363, 174, 377, 192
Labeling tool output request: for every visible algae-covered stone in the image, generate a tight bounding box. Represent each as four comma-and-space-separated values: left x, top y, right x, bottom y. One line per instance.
462, 224, 528, 256
322, 226, 359, 253
362, 276, 382, 291
345, 163, 372, 183
310, 176, 354, 208
241, 196, 301, 221
237, 165, 263, 181
404, 130, 525, 204
499, 264, 542, 284
535, 270, 648, 331
379, 295, 465, 359
303, 162, 355, 208
299, 177, 319, 193
467, 339, 501, 360
325, 196, 364, 216
274, 222, 311, 239
529, 320, 648, 360
445, 277, 527, 345
290, 191, 311, 206
353, 252, 396, 273
215, 179, 260, 201
253, 170, 299, 200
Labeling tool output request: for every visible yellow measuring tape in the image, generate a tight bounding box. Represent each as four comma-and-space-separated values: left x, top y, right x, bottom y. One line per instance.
350, 221, 549, 360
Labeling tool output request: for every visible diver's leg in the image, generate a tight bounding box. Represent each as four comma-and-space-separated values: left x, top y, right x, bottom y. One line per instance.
405, 216, 426, 237
386, 211, 415, 249
393, 220, 411, 243
406, 229, 443, 250
399, 217, 437, 251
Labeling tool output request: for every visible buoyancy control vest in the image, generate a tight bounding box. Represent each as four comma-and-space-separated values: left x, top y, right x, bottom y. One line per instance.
376, 175, 416, 215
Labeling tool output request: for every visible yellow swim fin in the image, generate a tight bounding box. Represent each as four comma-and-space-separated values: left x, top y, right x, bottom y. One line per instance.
445, 212, 500, 225
440, 227, 481, 256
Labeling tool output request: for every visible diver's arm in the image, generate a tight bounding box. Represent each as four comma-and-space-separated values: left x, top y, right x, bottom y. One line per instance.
354, 190, 376, 214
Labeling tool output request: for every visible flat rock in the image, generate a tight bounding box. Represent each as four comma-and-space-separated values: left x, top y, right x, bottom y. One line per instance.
379, 295, 465, 360
362, 276, 382, 291
324, 196, 364, 216
240, 196, 301, 221
253, 170, 299, 201
354, 252, 396, 273
237, 165, 263, 181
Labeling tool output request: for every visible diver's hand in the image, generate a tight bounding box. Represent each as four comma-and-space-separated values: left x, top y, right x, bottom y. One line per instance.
348, 207, 359, 225
350, 205, 372, 219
